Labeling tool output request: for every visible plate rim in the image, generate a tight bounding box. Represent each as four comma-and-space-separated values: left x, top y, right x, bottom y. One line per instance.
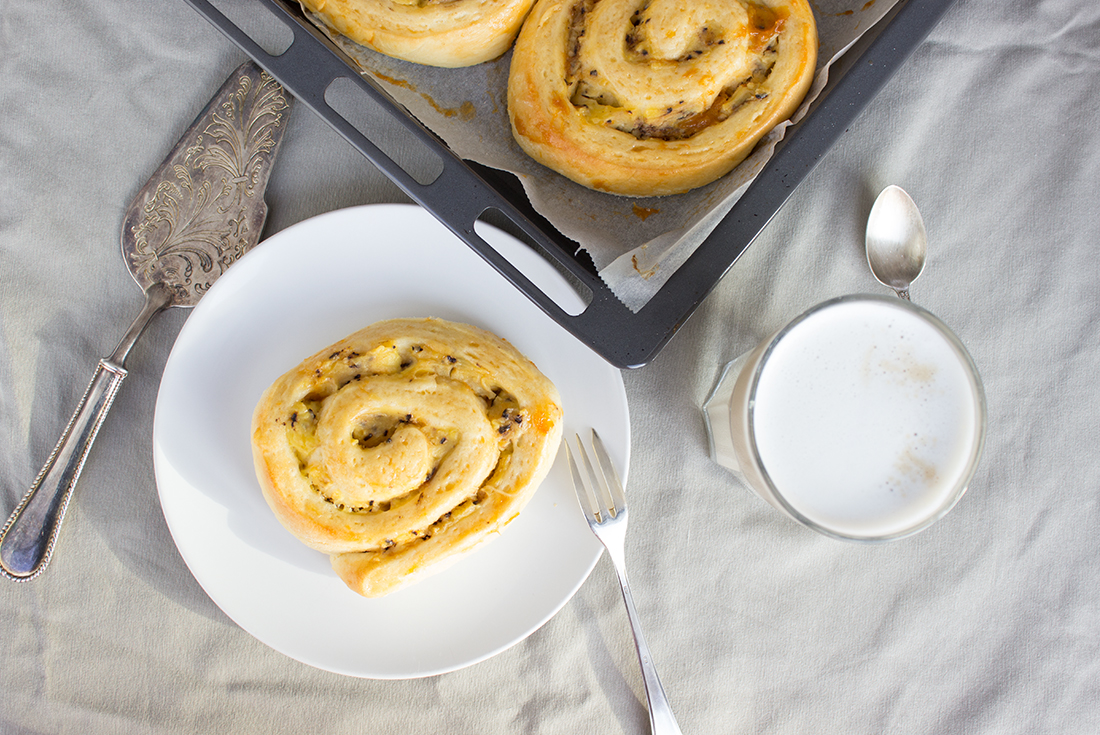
152, 203, 630, 679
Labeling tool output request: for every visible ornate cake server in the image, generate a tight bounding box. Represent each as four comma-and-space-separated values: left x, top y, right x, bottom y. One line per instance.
0, 61, 292, 580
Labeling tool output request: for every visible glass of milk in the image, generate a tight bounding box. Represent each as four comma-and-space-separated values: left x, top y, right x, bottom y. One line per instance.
703, 294, 986, 541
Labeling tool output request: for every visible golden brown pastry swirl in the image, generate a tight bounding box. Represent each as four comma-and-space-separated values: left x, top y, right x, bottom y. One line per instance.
250, 318, 563, 597
507, 0, 818, 196
301, 0, 537, 67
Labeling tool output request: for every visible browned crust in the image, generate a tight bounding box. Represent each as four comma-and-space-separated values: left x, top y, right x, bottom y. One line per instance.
507, 0, 819, 196
250, 317, 563, 597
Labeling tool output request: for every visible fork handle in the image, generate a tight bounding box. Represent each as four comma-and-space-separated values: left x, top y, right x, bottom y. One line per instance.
611, 558, 685, 735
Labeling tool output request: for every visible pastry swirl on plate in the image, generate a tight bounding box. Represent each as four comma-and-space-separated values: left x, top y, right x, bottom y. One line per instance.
507, 0, 818, 196
301, 0, 537, 67
250, 317, 563, 597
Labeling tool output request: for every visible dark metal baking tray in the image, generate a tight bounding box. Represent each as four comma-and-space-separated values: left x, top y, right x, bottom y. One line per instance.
182, 0, 955, 369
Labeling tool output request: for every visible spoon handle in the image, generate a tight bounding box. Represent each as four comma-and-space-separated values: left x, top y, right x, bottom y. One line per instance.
0, 287, 170, 581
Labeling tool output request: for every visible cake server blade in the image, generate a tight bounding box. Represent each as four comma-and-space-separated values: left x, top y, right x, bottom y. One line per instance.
0, 61, 293, 581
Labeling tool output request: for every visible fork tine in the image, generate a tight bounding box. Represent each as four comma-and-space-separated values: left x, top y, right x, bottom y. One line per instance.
565, 434, 600, 523
589, 429, 626, 515
574, 433, 614, 520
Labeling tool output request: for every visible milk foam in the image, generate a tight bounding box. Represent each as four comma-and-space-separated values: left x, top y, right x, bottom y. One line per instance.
751, 299, 981, 538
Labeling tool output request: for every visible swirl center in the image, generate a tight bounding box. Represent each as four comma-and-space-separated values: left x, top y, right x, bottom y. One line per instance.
568, 0, 787, 140
308, 375, 498, 512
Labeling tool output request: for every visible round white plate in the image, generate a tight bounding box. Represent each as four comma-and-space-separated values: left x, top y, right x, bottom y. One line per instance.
153, 204, 629, 679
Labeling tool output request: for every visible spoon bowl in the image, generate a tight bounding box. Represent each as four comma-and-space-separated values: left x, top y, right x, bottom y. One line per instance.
865, 185, 927, 300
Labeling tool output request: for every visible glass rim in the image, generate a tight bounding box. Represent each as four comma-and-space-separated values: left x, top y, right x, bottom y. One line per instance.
744, 293, 988, 543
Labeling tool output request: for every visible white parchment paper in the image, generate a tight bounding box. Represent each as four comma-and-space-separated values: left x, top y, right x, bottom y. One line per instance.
310, 0, 900, 310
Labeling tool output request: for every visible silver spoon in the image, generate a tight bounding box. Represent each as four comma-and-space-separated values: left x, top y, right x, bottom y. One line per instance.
865, 185, 927, 300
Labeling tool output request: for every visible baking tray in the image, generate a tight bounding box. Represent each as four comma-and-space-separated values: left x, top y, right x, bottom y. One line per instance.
182, 0, 955, 369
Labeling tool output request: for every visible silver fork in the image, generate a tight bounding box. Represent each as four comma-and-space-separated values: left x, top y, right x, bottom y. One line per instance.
566, 430, 684, 735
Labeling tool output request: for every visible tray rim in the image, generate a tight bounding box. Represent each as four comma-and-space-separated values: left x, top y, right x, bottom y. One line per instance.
181, 0, 956, 369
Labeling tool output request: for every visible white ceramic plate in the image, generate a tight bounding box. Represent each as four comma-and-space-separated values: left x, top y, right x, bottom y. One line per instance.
153, 205, 629, 679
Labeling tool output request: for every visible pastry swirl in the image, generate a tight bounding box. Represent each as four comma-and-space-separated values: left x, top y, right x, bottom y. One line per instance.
301, 0, 537, 67
250, 318, 563, 597
507, 0, 818, 196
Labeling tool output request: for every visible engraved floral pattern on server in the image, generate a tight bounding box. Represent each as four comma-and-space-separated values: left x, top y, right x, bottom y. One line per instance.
128, 71, 290, 299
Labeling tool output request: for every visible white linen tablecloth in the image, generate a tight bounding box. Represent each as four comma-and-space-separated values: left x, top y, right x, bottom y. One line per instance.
2, 0, 1099, 732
